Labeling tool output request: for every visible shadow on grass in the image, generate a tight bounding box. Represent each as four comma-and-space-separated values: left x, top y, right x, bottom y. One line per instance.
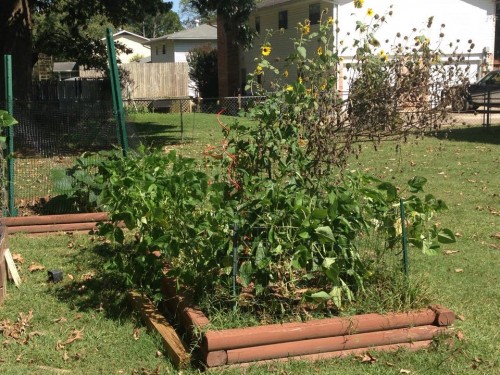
433, 124, 500, 145
52, 241, 134, 321
128, 121, 189, 148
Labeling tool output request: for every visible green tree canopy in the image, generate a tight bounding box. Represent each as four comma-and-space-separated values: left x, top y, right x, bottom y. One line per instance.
188, 0, 256, 47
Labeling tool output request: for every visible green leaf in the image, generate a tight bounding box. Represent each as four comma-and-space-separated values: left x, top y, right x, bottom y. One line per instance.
315, 226, 335, 243
311, 208, 328, 220
408, 176, 427, 193
378, 182, 398, 201
329, 287, 342, 308
438, 228, 456, 244
239, 261, 253, 287
297, 46, 307, 59
310, 291, 331, 303
0, 111, 17, 127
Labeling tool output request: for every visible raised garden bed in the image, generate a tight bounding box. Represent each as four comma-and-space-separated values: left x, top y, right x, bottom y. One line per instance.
3, 212, 109, 234
134, 278, 457, 369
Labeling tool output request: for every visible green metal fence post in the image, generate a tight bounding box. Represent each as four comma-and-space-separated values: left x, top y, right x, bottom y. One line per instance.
4, 55, 16, 216
105, 28, 129, 156
400, 198, 409, 276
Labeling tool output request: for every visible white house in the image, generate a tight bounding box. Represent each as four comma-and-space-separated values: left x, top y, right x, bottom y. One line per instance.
146, 24, 217, 63
243, 0, 496, 91
111, 30, 151, 63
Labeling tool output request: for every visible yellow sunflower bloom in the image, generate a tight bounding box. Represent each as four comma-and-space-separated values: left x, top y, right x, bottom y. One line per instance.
317, 46, 323, 56
302, 24, 310, 35
286, 85, 293, 92
283, 70, 289, 77
354, 0, 364, 9
367, 8, 374, 16
327, 17, 334, 25
261, 45, 272, 56
256, 65, 263, 75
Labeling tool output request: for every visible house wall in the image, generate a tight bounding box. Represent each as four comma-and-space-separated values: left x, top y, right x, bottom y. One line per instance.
242, 0, 334, 91
243, 0, 495, 91
115, 35, 151, 63
150, 39, 217, 63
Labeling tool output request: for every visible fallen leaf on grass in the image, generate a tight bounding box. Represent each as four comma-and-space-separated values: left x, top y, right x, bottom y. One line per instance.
12, 253, 25, 264
487, 243, 500, 250
56, 329, 84, 350
357, 353, 377, 364
155, 350, 163, 358
62, 351, 69, 362
400, 369, 411, 374
16, 354, 23, 362
455, 314, 466, 321
490, 233, 500, 240
81, 272, 94, 281
53, 317, 68, 324
444, 250, 459, 255
28, 263, 45, 272
67, 274, 74, 281
67, 241, 74, 249
454, 268, 464, 273
133, 328, 141, 341
456, 331, 465, 341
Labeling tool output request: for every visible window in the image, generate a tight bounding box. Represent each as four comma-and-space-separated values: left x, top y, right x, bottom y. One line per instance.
278, 10, 288, 30
162, 44, 166, 54
255, 16, 261, 33
309, 3, 321, 25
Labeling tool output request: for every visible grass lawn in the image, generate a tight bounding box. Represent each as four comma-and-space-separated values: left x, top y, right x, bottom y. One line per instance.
1, 124, 499, 374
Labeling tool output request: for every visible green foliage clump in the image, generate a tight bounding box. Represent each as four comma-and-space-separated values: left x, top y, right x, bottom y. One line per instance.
187, 45, 219, 98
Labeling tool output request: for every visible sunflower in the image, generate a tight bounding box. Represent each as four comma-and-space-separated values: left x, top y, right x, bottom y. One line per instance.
327, 17, 334, 25
302, 24, 310, 35
286, 85, 293, 92
261, 45, 272, 56
367, 8, 374, 17
354, 0, 364, 9
283, 70, 289, 77
256, 65, 263, 75
317, 46, 323, 56
379, 50, 388, 61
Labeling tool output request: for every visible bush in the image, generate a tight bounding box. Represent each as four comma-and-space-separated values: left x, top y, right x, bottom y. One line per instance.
187, 45, 219, 98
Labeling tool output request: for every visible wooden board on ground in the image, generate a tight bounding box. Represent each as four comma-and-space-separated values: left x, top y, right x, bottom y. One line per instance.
128, 290, 190, 368
4, 248, 21, 287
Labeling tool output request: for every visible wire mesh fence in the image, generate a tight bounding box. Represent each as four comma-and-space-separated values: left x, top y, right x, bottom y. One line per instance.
3, 80, 499, 217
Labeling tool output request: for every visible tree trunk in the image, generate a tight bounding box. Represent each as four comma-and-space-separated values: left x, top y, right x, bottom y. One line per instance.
0, 0, 33, 101
217, 14, 241, 97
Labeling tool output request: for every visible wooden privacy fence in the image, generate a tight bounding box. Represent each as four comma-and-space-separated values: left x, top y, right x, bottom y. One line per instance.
80, 62, 189, 99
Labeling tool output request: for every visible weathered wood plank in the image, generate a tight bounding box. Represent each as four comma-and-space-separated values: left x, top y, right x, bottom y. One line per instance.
128, 290, 190, 368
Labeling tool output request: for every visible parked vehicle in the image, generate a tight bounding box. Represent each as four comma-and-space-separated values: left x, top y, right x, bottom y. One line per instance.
448, 70, 500, 112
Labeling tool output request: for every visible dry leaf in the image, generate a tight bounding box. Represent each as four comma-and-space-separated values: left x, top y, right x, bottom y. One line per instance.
454, 268, 464, 273
62, 351, 69, 362
133, 328, 141, 341
456, 331, 465, 341
400, 369, 411, 374
444, 250, 459, 255
490, 233, 500, 240
358, 353, 377, 363
28, 263, 45, 272
53, 317, 68, 324
57, 329, 84, 350
386, 361, 395, 367
74, 314, 83, 320
456, 314, 466, 321
12, 253, 25, 264
81, 272, 94, 281
67, 274, 74, 281
155, 350, 163, 358
488, 243, 500, 250
16, 354, 23, 362
67, 241, 74, 249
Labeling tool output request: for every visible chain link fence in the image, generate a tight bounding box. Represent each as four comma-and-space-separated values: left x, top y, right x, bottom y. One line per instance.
4, 79, 498, 216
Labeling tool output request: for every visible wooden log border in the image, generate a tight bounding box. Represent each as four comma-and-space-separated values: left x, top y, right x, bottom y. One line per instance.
160, 278, 456, 368
2, 213, 109, 234
0, 225, 7, 304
